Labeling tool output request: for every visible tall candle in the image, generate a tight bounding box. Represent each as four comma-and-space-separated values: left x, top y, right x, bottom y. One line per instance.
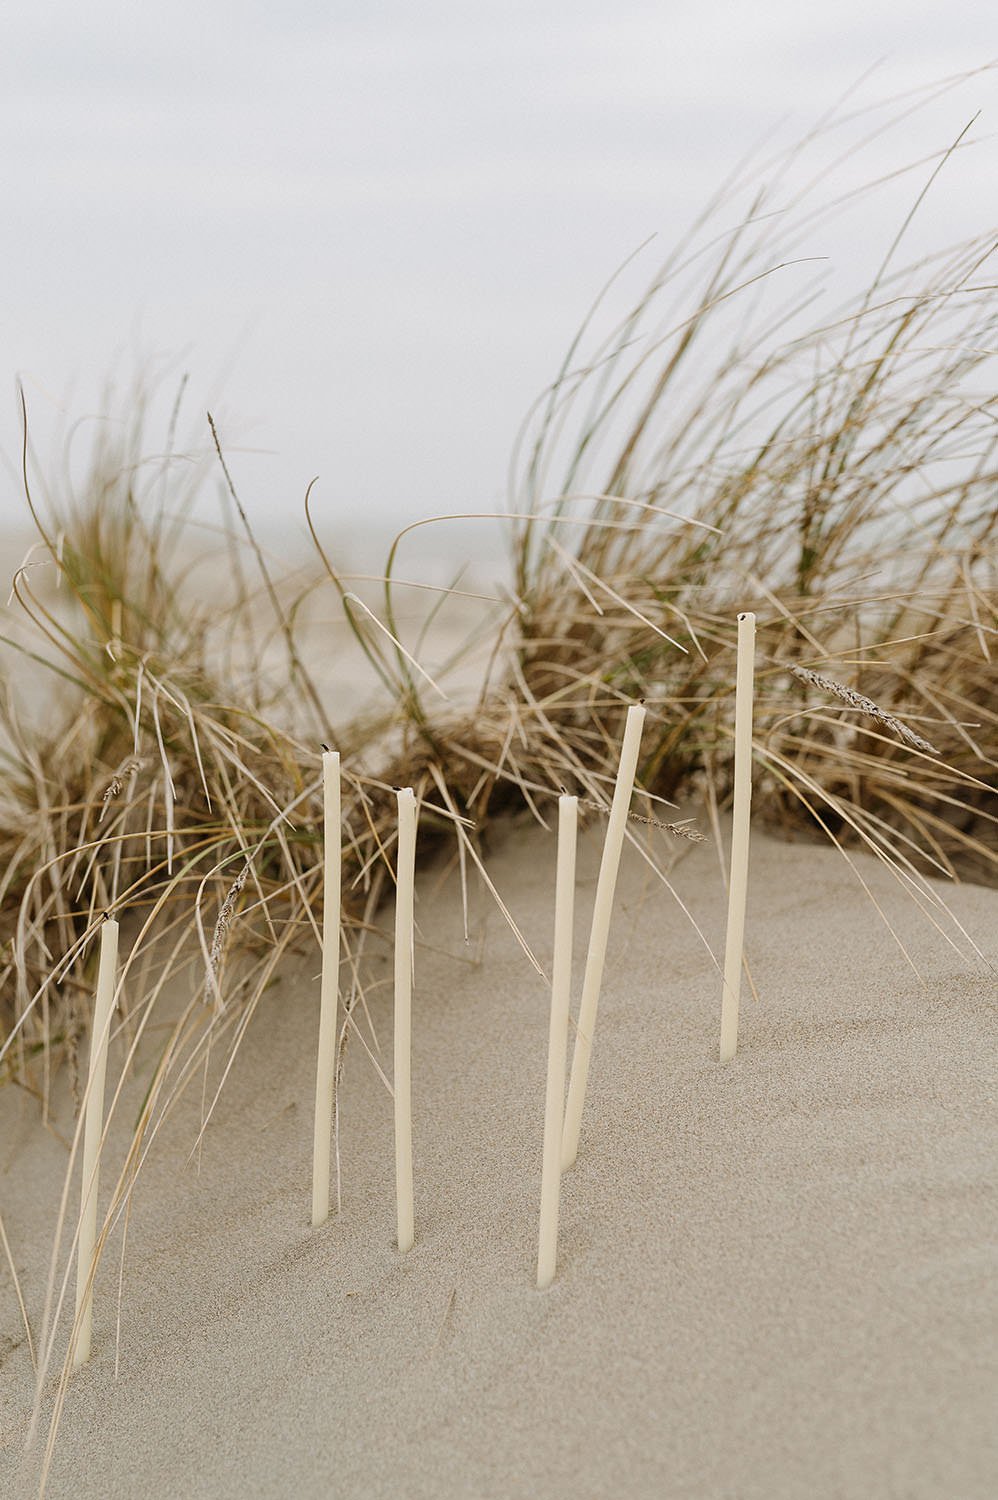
74, 916, 119, 1367
719, 612, 756, 1063
561, 703, 646, 1171
394, 788, 418, 1254
312, 748, 341, 1227
538, 795, 578, 1289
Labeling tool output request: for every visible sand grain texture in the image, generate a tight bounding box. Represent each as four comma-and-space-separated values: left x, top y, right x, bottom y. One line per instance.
1, 826, 996, 1499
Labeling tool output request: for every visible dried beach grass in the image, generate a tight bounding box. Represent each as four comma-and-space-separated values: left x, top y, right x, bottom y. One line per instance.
1, 89, 996, 1471
3, 104, 996, 1105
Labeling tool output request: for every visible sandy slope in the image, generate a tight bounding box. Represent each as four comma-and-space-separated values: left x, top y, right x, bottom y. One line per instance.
1, 821, 996, 1499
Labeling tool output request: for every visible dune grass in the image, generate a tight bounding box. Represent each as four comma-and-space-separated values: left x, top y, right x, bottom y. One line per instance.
1, 94, 996, 1476
3, 108, 996, 1115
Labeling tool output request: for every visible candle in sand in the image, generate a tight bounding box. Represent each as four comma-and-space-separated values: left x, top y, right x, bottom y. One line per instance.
312, 747, 341, 1227
538, 794, 578, 1289
719, 611, 756, 1063
74, 915, 119, 1367
394, 787, 418, 1253
561, 702, 646, 1171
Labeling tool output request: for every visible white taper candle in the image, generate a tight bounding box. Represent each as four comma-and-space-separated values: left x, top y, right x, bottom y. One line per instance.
538, 795, 578, 1289
312, 748, 341, 1227
394, 787, 418, 1253
561, 702, 646, 1171
719, 611, 756, 1063
74, 916, 119, 1367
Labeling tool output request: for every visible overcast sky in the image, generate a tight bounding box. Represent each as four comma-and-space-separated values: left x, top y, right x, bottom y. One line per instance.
1, 3, 994, 541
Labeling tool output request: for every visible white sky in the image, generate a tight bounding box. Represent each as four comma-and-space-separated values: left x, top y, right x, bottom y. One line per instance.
0, 3, 994, 541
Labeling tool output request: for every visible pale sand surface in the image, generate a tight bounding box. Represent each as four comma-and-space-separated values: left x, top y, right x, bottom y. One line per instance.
2, 823, 997, 1499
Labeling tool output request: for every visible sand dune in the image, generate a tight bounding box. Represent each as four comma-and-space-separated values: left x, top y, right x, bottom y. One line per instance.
2, 821, 996, 1498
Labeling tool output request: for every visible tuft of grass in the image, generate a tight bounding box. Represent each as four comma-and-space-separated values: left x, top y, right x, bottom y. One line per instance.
3, 107, 996, 1107
1, 91, 996, 1476
2, 110, 995, 1104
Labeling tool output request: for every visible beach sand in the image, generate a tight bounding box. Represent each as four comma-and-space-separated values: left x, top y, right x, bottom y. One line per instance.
1, 819, 996, 1499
